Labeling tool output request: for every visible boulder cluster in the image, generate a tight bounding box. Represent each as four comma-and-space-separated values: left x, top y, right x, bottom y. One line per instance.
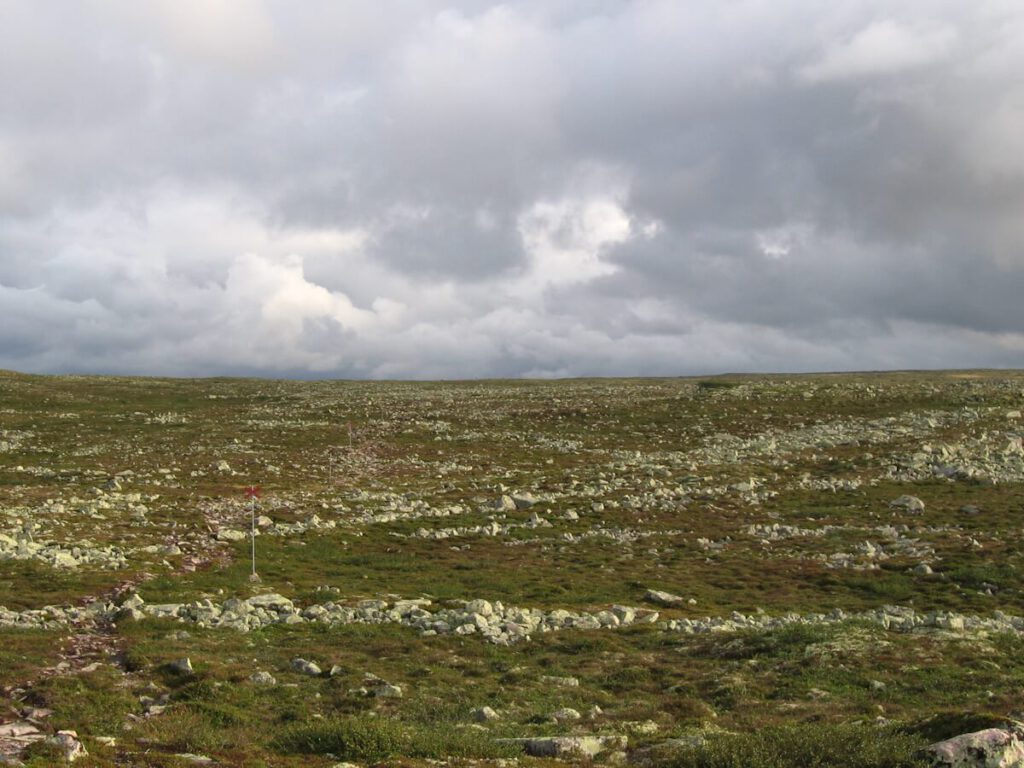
7, 592, 1024, 652
0, 529, 127, 569
122, 594, 660, 646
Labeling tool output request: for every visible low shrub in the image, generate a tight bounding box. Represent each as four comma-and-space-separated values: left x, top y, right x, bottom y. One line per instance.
899, 710, 1011, 743
697, 380, 739, 391
274, 716, 404, 761
660, 723, 928, 768
273, 715, 517, 761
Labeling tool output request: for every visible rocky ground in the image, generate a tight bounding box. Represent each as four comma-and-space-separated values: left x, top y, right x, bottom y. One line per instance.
1, 370, 1024, 766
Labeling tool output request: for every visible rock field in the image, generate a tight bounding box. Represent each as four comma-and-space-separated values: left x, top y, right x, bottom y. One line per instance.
1, 370, 1024, 766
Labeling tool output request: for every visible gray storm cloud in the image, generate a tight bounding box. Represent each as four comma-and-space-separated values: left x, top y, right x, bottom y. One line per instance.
1, 0, 1022, 378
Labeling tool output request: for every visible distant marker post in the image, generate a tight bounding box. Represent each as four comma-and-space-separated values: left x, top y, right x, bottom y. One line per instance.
246, 485, 262, 582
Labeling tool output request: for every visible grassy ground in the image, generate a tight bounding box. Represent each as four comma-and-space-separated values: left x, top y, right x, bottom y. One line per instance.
1, 369, 1023, 765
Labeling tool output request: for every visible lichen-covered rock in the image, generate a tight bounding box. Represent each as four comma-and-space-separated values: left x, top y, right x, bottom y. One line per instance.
925, 726, 1024, 767
291, 658, 321, 676
890, 495, 926, 513
47, 730, 88, 762
472, 706, 499, 722
645, 589, 686, 607
550, 708, 582, 723
502, 735, 627, 758
246, 593, 294, 611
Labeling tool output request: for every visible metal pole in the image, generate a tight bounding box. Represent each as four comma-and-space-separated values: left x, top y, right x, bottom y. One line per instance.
246, 485, 261, 583
251, 495, 257, 578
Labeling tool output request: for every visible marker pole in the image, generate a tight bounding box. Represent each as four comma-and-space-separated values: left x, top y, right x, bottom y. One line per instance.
251, 494, 257, 578
246, 486, 261, 582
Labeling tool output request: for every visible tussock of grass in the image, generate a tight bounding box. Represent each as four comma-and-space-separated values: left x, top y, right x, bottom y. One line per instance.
135, 706, 236, 754
661, 724, 928, 768
273, 715, 517, 761
900, 710, 1013, 743
30, 670, 138, 735
0, 629, 62, 688
696, 380, 740, 391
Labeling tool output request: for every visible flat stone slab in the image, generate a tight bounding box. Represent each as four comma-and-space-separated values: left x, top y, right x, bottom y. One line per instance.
0, 721, 45, 761
499, 735, 626, 757
926, 726, 1024, 767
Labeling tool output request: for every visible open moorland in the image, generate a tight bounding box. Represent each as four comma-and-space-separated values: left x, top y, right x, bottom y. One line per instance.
2, 369, 1024, 767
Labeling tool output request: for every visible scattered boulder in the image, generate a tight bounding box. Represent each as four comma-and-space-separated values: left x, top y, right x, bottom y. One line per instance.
541, 675, 580, 688
551, 707, 582, 722
465, 599, 493, 618
645, 589, 686, 607
117, 606, 146, 622
890, 495, 925, 513
168, 658, 193, 675
0, 721, 45, 754
174, 755, 215, 765
625, 720, 660, 735
291, 658, 322, 676
46, 730, 88, 762
121, 593, 144, 611
502, 735, 627, 758
511, 492, 537, 509
527, 510, 552, 528
249, 671, 276, 685
491, 495, 517, 512
925, 725, 1024, 767
247, 593, 294, 611
472, 706, 499, 723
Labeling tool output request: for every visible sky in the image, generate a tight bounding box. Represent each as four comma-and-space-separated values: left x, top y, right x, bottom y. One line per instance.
1, 1, 1023, 379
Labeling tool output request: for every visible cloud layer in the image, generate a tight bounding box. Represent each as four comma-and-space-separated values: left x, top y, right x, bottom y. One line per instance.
2, 1, 1023, 378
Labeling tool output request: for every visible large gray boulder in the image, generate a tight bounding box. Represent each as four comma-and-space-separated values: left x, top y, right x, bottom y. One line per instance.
291, 658, 322, 676
501, 735, 626, 758
47, 730, 88, 762
926, 725, 1024, 767
645, 589, 686, 607
249, 671, 276, 685
511, 492, 537, 509
890, 495, 926, 513
247, 593, 294, 611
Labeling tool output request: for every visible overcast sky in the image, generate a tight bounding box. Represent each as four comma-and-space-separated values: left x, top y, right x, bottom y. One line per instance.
2, 1, 1023, 379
